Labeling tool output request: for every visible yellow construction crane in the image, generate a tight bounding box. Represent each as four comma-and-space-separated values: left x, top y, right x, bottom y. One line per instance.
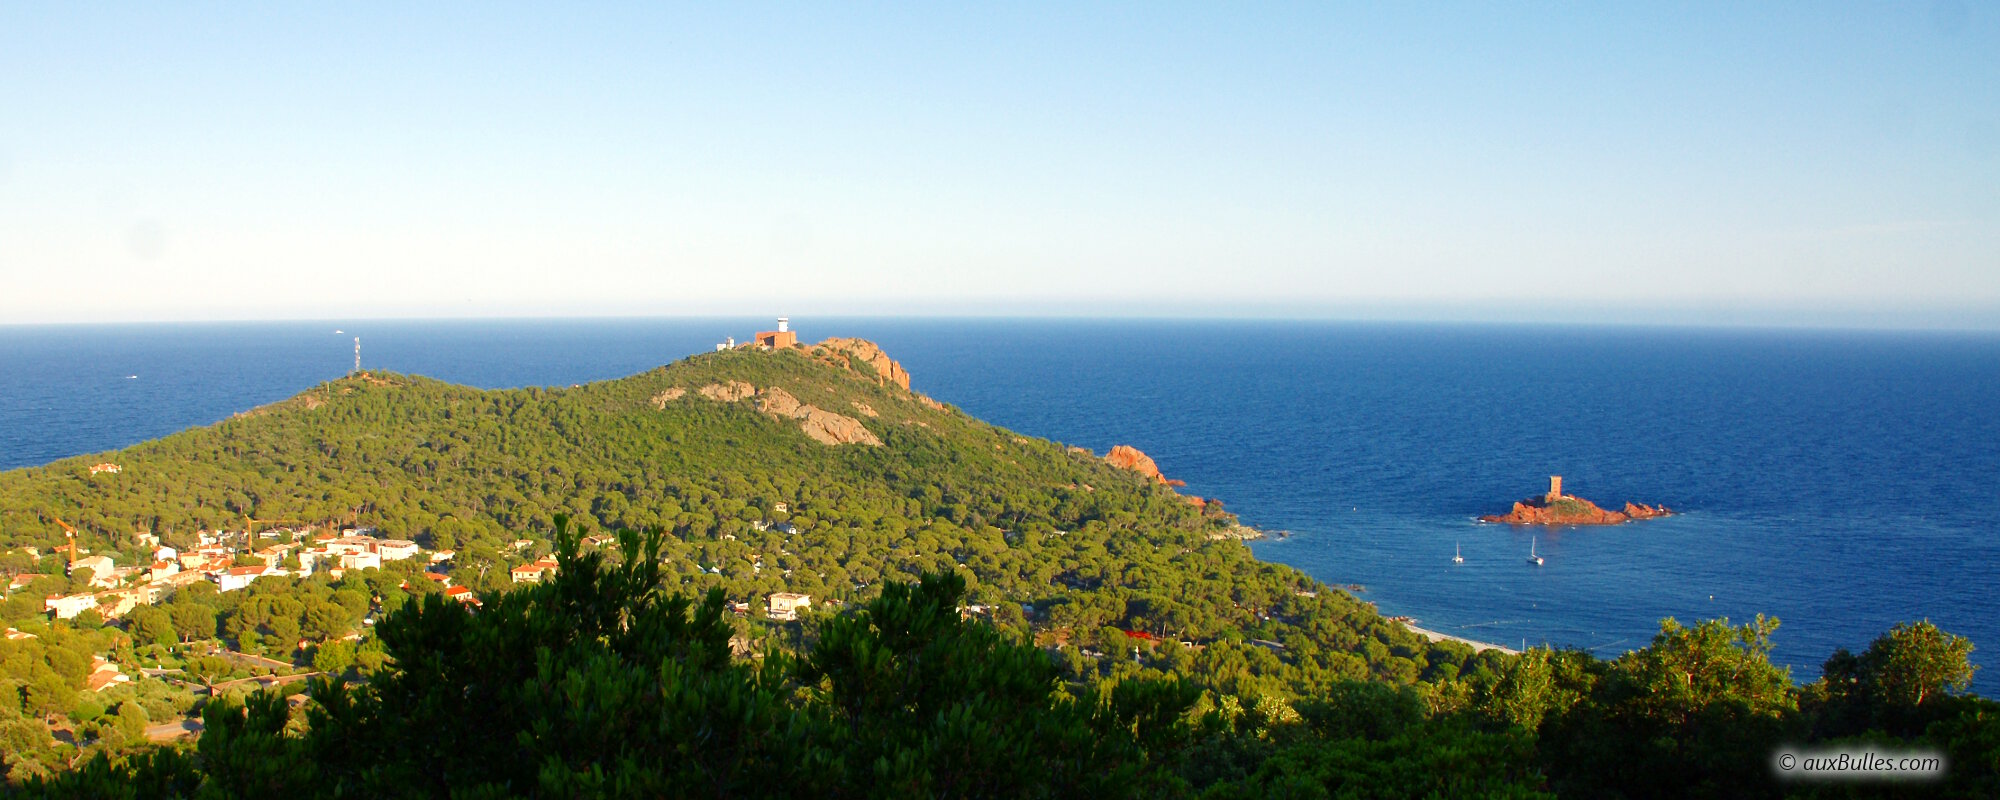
47, 512, 79, 574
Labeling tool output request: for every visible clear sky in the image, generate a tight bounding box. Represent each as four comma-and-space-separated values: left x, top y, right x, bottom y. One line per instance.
2, 3, 1996, 327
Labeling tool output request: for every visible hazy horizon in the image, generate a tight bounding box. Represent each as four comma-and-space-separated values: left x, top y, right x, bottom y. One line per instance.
3, 4, 1996, 328
9, 310, 2000, 335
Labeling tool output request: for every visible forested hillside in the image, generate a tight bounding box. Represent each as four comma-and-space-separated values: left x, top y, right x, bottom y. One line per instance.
3, 342, 1463, 696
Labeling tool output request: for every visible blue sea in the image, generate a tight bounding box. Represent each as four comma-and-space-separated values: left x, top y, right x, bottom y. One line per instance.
4, 318, 1998, 692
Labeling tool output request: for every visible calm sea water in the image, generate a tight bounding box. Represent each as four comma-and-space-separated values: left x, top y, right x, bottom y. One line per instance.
4, 318, 1997, 691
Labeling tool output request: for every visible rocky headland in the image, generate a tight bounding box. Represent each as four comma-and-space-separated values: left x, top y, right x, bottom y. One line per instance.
1103, 445, 1189, 487
1480, 477, 1673, 525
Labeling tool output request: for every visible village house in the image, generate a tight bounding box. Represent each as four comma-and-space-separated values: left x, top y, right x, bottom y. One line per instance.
88, 463, 121, 475
252, 543, 299, 568
132, 582, 173, 605
72, 555, 116, 585
7, 574, 48, 594
375, 539, 420, 561
213, 565, 269, 593
43, 593, 101, 620
444, 585, 479, 605
339, 551, 382, 571
510, 558, 559, 584
107, 565, 147, 586
766, 592, 812, 621
323, 536, 375, 556
86, 656, 131, 692
91, 589, 143, 619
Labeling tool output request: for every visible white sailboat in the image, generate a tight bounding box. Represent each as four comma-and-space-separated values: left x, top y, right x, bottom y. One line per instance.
1453, 542, 1464, 564
1527, 536, 1544, 566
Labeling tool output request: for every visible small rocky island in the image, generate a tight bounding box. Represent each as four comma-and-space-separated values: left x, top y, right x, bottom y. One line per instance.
1480, 476, 1674, 525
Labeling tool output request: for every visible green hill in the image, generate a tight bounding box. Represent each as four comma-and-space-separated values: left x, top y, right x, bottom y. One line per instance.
1, 339, 1459, 696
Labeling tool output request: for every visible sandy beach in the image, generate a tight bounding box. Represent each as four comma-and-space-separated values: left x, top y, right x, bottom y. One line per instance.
1401, 621, 1521, 655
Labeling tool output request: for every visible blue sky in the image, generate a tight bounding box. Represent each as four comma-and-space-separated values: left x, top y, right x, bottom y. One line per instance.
2, 3, 1995, 326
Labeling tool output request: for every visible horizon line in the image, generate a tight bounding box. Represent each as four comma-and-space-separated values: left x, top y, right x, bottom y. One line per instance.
6, 310, 2000, 336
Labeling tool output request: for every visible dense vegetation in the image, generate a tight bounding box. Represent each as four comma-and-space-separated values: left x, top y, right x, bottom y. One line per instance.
2, 341, 1996, 795
17, 524, 2000, 798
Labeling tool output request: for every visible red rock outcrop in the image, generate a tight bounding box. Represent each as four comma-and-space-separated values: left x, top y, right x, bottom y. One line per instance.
755, 386, 806, 417
797, 408, 881, 446
815, 338, 911, 391
697, 384, 882, 446
1481, 492, 1674, 525
699, 381, 756, 402
1104, 445, 1166, 484
754, 387, 883, 446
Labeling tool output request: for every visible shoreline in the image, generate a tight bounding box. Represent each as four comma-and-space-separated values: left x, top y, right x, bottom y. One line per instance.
1399, 620, 1521, 655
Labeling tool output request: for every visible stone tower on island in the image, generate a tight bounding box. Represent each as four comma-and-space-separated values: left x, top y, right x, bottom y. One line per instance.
1545, 475, 1563, 504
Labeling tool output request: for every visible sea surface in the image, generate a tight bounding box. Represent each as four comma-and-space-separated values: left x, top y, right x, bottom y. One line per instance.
4, 318, 1998, 692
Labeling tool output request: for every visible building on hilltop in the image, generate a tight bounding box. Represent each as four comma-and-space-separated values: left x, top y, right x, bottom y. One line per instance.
753, 317, 797, 350
1546, 475, 1564, 503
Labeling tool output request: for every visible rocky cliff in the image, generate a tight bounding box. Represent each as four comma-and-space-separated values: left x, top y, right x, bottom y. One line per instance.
1102, 445, 1189, 488
815, 338, 911, 391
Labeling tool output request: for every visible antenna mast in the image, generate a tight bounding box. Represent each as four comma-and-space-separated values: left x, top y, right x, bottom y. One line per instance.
353, 337, 361, 374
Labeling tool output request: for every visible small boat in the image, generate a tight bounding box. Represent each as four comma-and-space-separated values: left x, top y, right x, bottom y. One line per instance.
1453, 542, 1464, 564
125, 375, 137, 379
1527, 536, 1544, 566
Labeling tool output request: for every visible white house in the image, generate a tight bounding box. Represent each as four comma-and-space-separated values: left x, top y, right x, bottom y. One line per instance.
72, 555, 116, 586
339, 551, 382, 571
44, 593, 101, 620
213, 565, 269, 592
767, 592, 812, 621
375, 539, 420, 561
